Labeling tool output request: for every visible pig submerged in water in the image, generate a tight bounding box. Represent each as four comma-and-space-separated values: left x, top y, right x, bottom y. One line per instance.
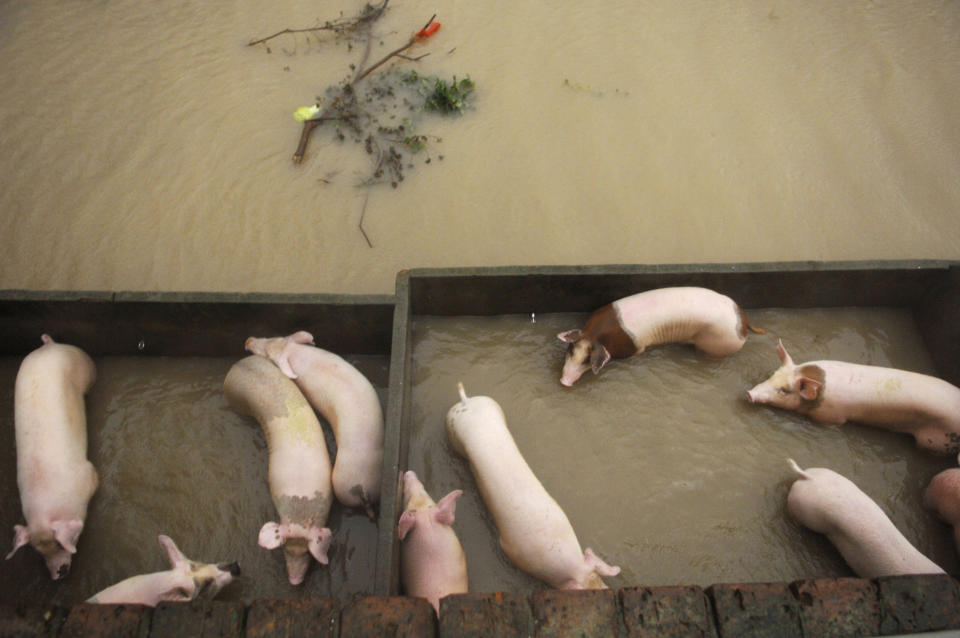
87, 535, 239, 606
922, 462, 960, 554
557, 287, 764, 386
223, 355, 333, 585
747, 341, 960, 455
785, 459, 944, 577
6, 334, 99, 580
445, 383, 620, 589
245, 331, 384, 519
398, 470, 468, 614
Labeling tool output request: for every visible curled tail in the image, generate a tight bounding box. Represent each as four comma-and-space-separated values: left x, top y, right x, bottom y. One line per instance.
787, 458, 811, 480
737, 307, 766, 336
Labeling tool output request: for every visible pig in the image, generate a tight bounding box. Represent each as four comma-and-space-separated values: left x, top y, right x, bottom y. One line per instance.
397, 470, 468, 614
747, 340, 960, 455
223, 355, 333, 585
6, 334, 99, 580
557, 287, 764, 386
87, 535, 239, 606
922, 462, 960, 554
786, 459, 944, 577
445, 382, 620, 589
245, 331, 384, 519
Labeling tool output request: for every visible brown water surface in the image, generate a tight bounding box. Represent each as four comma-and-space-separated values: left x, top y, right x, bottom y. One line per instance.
407, 308, 959, 592
0, 354, 389, 605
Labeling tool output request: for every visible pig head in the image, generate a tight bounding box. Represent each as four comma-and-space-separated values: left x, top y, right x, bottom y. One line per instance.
746, 340, 824, 411
87, 535, 239, 606
259, 521, 331, 586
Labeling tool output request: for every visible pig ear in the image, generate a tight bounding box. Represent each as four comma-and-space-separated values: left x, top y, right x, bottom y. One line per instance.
434, 490, 463, 527
158, 535, 189, 569
557, 329, 582, 343
794, 376, 822, 401
590, 344, 611, 374
258, 522, 286, 550
158, 577, 195, 603
776, 340, 794, 366
397, 511, 417, 540
6, 525, 30, 560
51, 520, 83, 554
275, 354, 298, 379
289, 331, 314, 345
307, 528, 331, 565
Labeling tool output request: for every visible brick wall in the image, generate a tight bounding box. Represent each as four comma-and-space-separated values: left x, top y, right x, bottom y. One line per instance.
2, 575, 958, 637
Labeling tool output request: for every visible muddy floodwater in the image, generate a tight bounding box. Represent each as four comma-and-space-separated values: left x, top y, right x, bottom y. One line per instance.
1, 1, 959, 295
406, 308, 959, 592
0, 354, 389, 605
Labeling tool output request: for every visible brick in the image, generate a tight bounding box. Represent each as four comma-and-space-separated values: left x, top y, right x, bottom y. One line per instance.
790, 578, 880, 638
876, 574, 960, 635
531, 589, 620, 638
245, 599, 338, 638
438, 592, 535, 638
0, 604, 67, 638
708, 582, 802, 638
341, 596, 435, 637
149, 601, 244, 638
60, 603, 151, 638
620, 586, 716, 638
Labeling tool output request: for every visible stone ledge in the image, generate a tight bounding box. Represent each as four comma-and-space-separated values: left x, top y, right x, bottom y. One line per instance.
1, 575, 957, 638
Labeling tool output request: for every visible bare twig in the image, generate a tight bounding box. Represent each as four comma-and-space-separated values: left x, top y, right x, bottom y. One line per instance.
358, 190, 374, 248
248, 0, 390, 48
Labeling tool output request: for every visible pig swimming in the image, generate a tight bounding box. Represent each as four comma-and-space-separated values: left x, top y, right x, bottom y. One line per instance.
398, 470, 468, 614
922, 462, 960, 554
445, 383, 620, 589
557, 287, 764, 386
87, 535, 239, 606
245, 331, 384, 519
6, 334, 99, 580
223, 355, 333, 585
747, 341, 960, 455
785, 459, 944, 577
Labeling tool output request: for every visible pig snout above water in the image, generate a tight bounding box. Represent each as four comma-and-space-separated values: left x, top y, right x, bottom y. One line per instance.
245, 331, 384, 519
87, 535, 239, 606
785, 459, 944, 578
445, 382, 620, 589
7, 334, 99, 580
923, 465, 960, 554
223, 355, 333, 585
398, 470, 468, 614
557, 287, 763, 386
747, 340, 960, 455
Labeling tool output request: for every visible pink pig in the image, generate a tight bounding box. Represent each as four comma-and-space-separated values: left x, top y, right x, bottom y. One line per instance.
223, 355, 333, 585
445, 383, 620, 589
6, 334, 99, 580
87, 535, 239, 606
557, 287, 764, 386
245, 331, 384, 519
397, 470, 468, 614
786, 459, 944, 577
922, 462, 960, 554
747, 340, 960, 455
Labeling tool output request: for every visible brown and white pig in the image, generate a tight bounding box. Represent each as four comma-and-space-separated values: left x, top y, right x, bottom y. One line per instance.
87, 535, 239, 606
445, 383, 620, 589
786, 459, 944, 577
6, 334, 99, 580
557, 287, 764, 386
922, 462, 960, 554
223, 355, 333, 585
747, 340, 960, 455
245, 331, 383, 519
398, 470, 468, 614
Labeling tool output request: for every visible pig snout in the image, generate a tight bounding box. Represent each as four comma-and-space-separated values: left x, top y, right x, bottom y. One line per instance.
224, 561, 242, 577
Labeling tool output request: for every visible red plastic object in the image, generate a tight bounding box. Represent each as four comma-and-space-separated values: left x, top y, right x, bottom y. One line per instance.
416, 22, 441, 39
